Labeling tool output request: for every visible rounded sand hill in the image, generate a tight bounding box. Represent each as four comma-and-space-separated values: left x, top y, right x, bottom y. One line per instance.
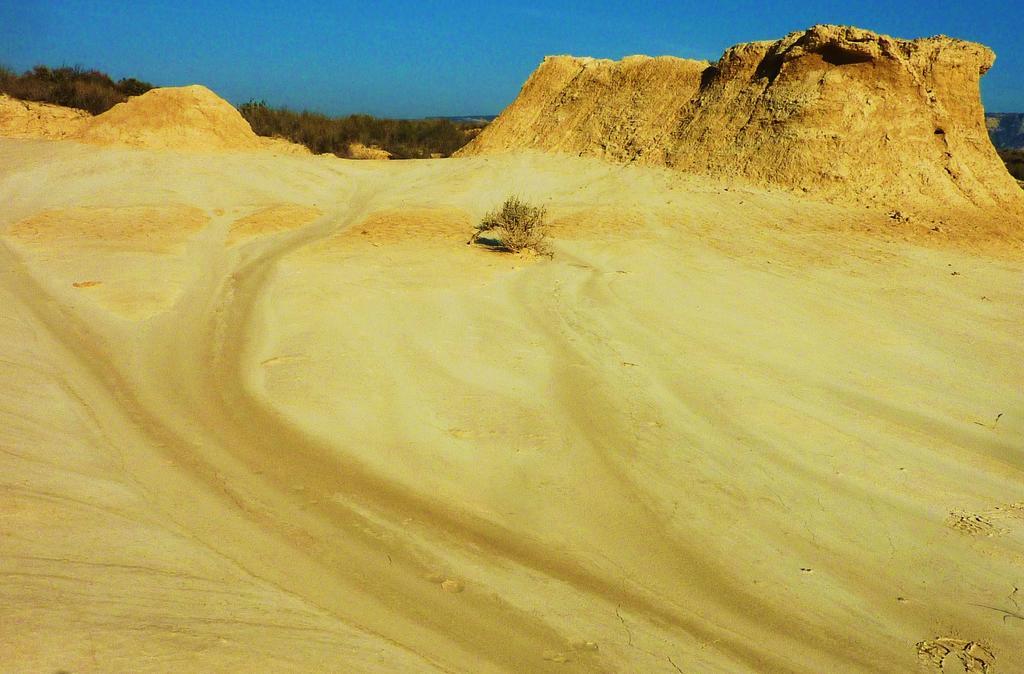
72, 84, 264, 151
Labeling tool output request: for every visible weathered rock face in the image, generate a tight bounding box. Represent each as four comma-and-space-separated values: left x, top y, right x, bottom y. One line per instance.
462, 55, 711, 164
72, 85, 264, 151
459, 25, 1024, 217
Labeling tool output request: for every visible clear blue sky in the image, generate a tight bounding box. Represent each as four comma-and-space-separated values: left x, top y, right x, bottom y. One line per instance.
3, 1, 1023, 117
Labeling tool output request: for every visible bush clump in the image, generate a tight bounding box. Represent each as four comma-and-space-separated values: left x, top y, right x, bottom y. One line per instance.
0, 64, 153, 114
469, 196, 551, 255
237, 100, 484, 159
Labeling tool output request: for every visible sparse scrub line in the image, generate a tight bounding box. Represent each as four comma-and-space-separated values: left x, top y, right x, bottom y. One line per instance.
468, 196, 552, 256
237, 100, 485, 159
0, 64, 152, 115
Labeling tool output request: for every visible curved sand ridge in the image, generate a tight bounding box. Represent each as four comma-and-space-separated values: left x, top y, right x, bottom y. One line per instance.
1, 139, 1023, 672
460, 25, 1024, 218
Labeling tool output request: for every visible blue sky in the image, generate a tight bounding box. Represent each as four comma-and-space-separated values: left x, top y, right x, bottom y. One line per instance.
2, 1, 1023, 117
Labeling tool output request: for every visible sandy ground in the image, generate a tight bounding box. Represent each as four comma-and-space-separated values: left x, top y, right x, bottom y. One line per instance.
1, 138, 1022, 673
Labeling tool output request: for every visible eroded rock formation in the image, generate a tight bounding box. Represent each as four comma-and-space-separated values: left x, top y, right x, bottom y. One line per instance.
460, 25, 1023, 217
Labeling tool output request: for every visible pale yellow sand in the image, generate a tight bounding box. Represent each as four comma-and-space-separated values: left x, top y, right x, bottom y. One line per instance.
1, 139, 1022, 673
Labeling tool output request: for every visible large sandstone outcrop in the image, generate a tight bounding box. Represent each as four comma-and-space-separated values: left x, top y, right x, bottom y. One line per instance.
71, 85, 264, 151
460, 25, 1024, 217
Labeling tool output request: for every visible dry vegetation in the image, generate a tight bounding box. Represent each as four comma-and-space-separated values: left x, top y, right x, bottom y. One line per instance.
469, 196, 551, 255
0, 65, 152, 114
238, 100, 485, 158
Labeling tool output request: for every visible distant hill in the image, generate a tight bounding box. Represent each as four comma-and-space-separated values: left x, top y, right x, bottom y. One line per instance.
440, 115, 498, 125
987, 113, 1024, 149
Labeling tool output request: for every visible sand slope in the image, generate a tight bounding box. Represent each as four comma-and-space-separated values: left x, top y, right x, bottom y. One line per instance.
1, 139, 1023, 672
0, 94, 90, 139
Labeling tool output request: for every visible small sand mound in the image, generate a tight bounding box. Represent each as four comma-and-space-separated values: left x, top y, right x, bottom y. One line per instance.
72, 85, 263, 151
259, 136, 313, 156
348, 142, 392, 160
0, 94, 90, 139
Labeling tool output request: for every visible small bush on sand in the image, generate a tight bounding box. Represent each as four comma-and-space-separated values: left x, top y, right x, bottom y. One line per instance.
469, 196, 551, 255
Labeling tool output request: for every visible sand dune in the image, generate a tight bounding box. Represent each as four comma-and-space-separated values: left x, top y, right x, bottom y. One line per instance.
1, 135, 1022, 672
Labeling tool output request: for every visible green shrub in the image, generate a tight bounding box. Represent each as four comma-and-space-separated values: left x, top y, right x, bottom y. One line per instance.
469, 196, 551, 255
